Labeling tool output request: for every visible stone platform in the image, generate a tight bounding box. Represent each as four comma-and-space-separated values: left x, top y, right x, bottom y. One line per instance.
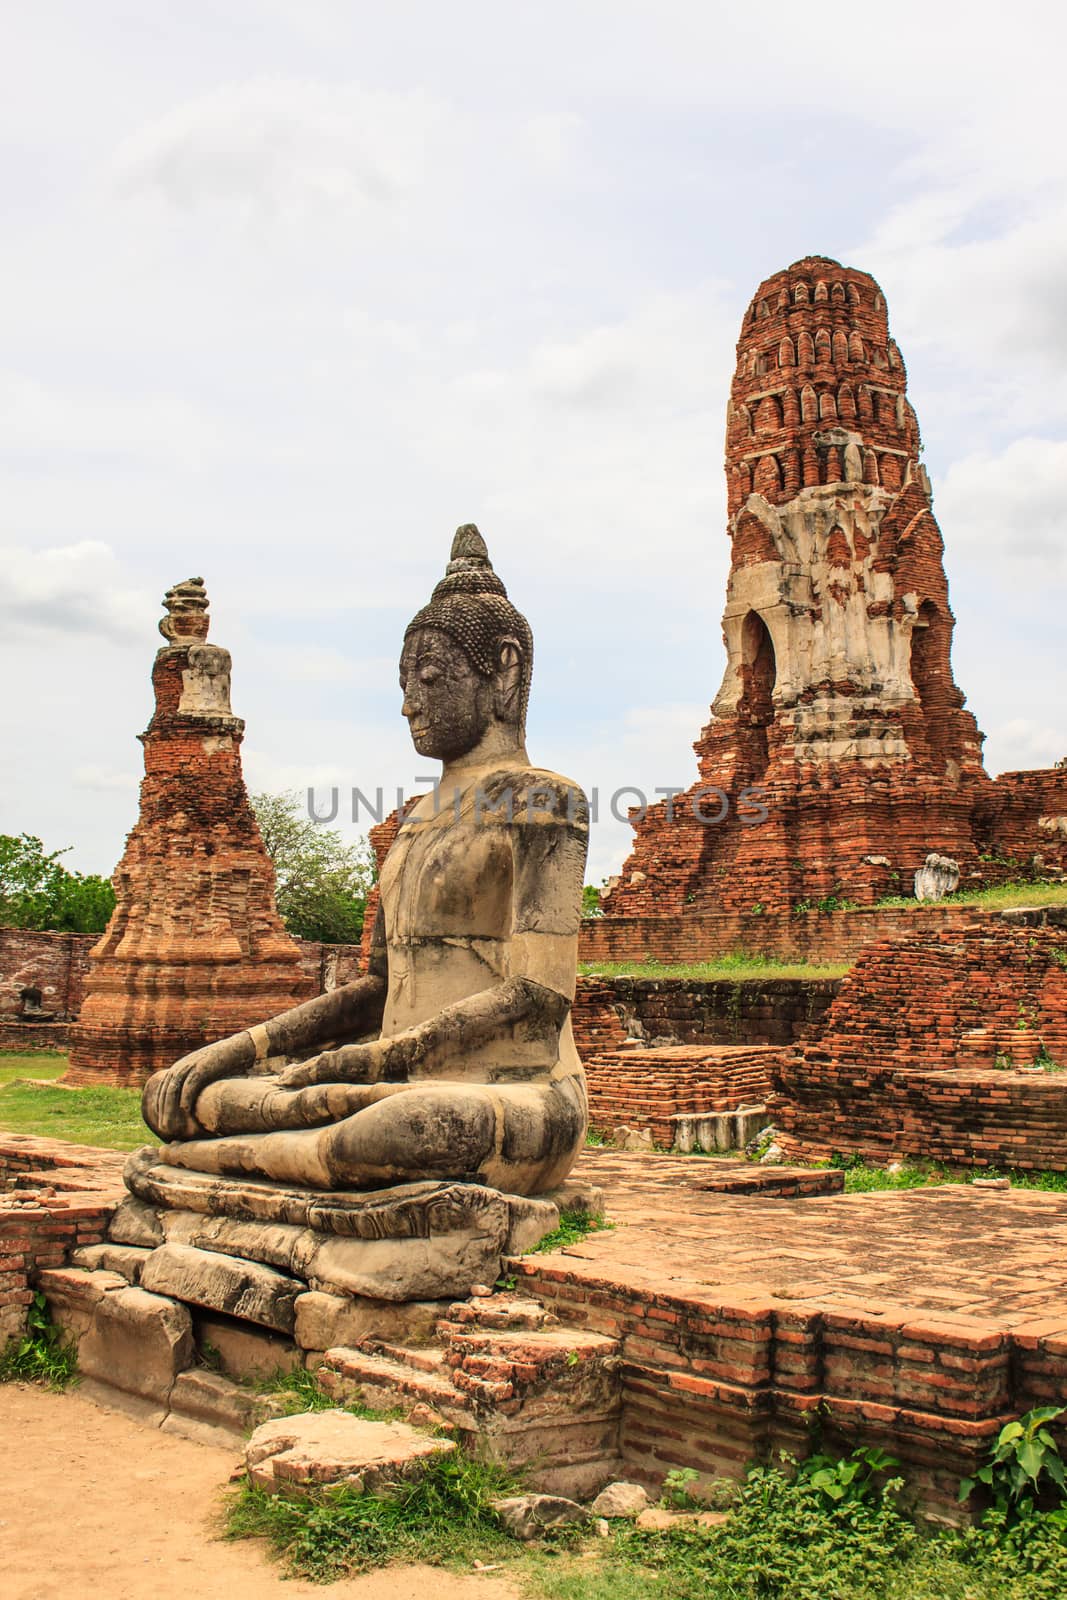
13, 1135, 1067, 1514
512, 1150, 1067, 1512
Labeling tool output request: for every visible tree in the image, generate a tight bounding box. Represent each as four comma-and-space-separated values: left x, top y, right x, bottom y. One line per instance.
251, 791, 376, 945
0, 833, 116, 934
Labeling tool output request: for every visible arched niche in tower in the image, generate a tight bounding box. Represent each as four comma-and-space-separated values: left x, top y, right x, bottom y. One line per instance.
739, 610, 777, 778
909, 600, 954, 777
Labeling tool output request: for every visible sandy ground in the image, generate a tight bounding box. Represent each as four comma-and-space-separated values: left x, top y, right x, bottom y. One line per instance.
2, 1383, 521, 1600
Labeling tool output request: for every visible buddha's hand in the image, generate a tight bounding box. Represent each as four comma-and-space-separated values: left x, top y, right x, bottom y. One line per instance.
276, 1041, 386, 1090
143, 1032, 257, 1141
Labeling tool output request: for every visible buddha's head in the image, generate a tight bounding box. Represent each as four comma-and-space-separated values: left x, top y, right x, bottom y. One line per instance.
401, 526, 533, 762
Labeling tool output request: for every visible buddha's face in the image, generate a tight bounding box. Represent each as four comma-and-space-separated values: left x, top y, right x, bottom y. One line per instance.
400, 628, 494, 760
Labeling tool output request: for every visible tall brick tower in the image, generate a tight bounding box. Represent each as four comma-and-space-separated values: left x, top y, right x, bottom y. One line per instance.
66, 578, 314, 1086
604, 256, 992, 918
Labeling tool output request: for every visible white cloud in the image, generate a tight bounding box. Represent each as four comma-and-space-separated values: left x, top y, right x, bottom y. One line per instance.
988, 719, 1067, 775
937, 439, 1067, 571
0, 542, 152, 641
111, 78, 445, 225
523, 112, 583, 173
73, 764, 138, 791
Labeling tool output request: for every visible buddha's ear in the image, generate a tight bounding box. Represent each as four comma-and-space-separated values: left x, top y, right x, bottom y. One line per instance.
494, 637, 524, 723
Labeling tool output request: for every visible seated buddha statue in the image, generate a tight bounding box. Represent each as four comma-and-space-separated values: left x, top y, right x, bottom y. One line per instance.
141, 526, 589, 1198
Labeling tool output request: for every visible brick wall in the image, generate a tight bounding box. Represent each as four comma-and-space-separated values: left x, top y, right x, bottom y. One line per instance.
573, 974, 839, 1049
585, 1044, 783, 1144
580, 901, 996, 966
0, 1135, 124, 1343
775, 907, 1067, 1169
0, 928, 94, 1021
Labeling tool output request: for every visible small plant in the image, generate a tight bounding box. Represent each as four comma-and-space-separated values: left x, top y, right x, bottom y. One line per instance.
749, 902, 765, 916
1034, 1045, 1064, 1073
585, 1126, 608, 1147
792, 897, 814, 917
0, 1290, 78, 1389
1051, 947, 1067, 970
798, 1445, 900, 1506
531, 1207, 615, 1254
494, 1272, 517, 1292
993, 1052, 1012, 1070
960, 1406, 1067, 1521
662, 1466, 699, 1508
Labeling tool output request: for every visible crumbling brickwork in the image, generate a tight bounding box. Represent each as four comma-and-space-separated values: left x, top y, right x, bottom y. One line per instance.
602, 257, 1061, 942
65, 580, 315, 1087
585, 1044, 783, 1145
775, 908, 1067, 1168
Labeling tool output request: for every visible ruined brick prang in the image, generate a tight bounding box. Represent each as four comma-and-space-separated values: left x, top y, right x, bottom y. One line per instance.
605, 257, 1016, 920
65, 579, 315, 1087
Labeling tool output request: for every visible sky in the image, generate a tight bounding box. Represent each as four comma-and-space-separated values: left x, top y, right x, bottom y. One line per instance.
2, 0, 1065, 884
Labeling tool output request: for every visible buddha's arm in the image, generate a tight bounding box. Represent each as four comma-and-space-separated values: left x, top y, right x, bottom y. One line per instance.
280, 779, 589, 1090
143, 911, 388, 1137
277, 976, 570, 1087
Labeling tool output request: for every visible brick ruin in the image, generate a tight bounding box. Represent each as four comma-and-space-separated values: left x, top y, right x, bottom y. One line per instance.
65, 578, 314, 1087
774, 906, 1067, 1171
599, 256, 1067, 935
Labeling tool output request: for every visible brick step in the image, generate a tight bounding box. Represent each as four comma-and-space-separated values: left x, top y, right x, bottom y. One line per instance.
442, 1295, 561, 1332
365, 1339, 447, 1375
318, 1344, 475, 1429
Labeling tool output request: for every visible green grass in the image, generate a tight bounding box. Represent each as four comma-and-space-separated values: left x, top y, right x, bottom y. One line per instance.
579, 953, 849, 982
226, 1449, 522, 1582
0, 1051, 154, 1150
828, 1155, 1067, 1194
224, 1435, 1067, 1598
530, 1205, 615, 1253
872, 880, 1067, 912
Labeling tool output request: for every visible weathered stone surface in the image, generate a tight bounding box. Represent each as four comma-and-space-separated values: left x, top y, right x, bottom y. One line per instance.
107, 1196, 164, 1248
140, 1243, 302, 1333
70, 1242, 151, 1283
169, 1367, 273, 1433
492, 1493, 589, 1540
124, 1152, 538, 1300
80, 1284, 193, 1402
293, 1291, 446, 1353
38, 1266, 129, 1340
245, 1411, 455, 1494
591, 1481, 650, 1519
194, 1310, 303, 1379
66, 578, 314, 1089
914, 851, 961, 902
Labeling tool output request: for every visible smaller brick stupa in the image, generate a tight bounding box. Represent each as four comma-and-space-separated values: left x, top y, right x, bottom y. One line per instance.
66, 579, 314, 1087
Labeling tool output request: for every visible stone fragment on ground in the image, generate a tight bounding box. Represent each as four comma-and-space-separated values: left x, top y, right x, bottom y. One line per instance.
635, 1507, 728, 1531
491, 1492, 590, 1539
590, 1480, 649, 1518
245, 1410, 456, 1494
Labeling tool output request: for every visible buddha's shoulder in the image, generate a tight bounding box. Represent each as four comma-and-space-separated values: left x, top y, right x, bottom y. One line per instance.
478, 764, 588, 826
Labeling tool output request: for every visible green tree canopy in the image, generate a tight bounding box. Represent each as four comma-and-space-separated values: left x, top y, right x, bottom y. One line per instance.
0, 833, 116, 934
252, 791, 376, 946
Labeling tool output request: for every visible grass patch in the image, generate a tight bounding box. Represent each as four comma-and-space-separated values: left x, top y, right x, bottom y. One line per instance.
225, 1450, 522, 1582
828, 1155, 1067, 1194
0, 1289, 78, 1389
0, 1051, 154, 1150
579, 953, 848, 982
527, 1456, 1067, 1600
531, 1205, 615, 1253
873, 880, 1067, 912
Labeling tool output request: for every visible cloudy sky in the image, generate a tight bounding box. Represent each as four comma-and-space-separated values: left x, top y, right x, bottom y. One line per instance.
2, 1, 1065, 884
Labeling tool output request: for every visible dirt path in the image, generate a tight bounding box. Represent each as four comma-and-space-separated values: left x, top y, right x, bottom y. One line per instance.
2, 1383, 522, 1600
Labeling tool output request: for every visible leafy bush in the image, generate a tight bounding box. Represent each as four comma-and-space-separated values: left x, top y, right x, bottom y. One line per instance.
0, 1290, 78, 1388
960, 1407, 1066, 1520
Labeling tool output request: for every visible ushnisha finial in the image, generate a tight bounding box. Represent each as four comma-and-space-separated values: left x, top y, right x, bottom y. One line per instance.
159, 577, 210, 644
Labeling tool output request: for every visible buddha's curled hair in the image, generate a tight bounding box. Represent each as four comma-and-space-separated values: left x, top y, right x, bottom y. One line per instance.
405, 525, 534, 728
